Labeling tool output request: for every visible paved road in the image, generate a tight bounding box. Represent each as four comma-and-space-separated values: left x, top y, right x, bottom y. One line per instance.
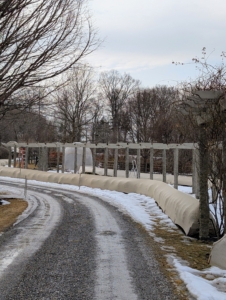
0, 181, 180, 299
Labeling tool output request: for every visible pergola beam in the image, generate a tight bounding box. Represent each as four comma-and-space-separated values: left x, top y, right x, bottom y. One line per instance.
2, 142, 196, 150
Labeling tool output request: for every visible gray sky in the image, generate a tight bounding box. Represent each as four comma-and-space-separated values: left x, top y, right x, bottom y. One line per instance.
88, 0, 226, 88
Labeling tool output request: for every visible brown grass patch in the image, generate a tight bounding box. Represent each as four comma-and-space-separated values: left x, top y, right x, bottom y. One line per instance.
141, 219, 213, 299
0, 199, 28, 232
153, 220, 213, 270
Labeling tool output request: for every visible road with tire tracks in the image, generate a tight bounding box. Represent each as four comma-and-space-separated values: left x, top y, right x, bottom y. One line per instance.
0, 180, 180, 300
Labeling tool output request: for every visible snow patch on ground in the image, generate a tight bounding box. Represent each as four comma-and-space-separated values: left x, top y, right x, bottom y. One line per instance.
172, 258, 226, 299
0, 250, 20, 274
0, 200, 10, 205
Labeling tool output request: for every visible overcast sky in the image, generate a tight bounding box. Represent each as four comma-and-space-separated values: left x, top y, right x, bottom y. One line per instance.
88, 0, 226, 88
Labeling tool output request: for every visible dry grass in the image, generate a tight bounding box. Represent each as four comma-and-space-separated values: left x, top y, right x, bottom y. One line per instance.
0, 199, 28, 232
153, 220, 212, 270
136, 219, 214, 299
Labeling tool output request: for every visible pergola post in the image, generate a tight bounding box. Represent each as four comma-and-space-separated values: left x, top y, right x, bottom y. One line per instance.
40, 147, 44, 171
61, 146, 65, 173
74, 147, 77, 174
57, 147, 60, 173
150, 148, 153, 180
25, 146, 29, 169
173, 148, 179, 189
114, 148, 118, 177
104, 147, 108, 176
125, 147, 129, 178
137, 148, 140, 179
82, 146, 86, 174
13, 145, 17, 167
44, 146, 48, 171
40, 146, 44, 171
18, 148, 21, 168
38, 147, 41, 169
8, 147, 11, 167
92, 148, 96, 175
162, 149, 166, 183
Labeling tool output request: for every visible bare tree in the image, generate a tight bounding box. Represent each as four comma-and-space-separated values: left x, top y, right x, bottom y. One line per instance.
0, 109, 57, 142
127, 86, 178, 172
55, 65, 97, 142
0, 0, 98, 115
90, 97, 105, 143
128, 86, 178, 143
99, 70, 140, 142
174, 49, 226, 238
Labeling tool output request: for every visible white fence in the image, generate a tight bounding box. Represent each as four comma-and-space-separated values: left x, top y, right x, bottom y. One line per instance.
2, 141, 199, 195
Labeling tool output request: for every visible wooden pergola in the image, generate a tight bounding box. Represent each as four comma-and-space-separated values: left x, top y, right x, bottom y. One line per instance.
2, 141, 199, 194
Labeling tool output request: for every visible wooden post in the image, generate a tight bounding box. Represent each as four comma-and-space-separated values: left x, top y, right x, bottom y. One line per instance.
92, 148, 96, 175
13, 145, 17, 167
8, 147, 11, 167
40, 147, 43, 171
62, 146, 65, 173
57, 147, 60, 173
74, 147, 77, 173
82, 146, 86, 174
137, 148, 140, 179
162, 149, 166, 183
25, 146, 29, 169
45, 146, 48, 171
43, 146, 48, 171
40, 147, 44, 171
174, 148, 178, 189
114, 148, 118, 177
46, 146, 49, 171
150, 148, 153, 179
18, 148, 21, 168
125, 147, 129, 178
38, 147, 41, 170
104, 147, 108, 176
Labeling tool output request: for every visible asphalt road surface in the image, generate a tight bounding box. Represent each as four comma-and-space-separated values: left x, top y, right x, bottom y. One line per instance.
0, 181, 180, 300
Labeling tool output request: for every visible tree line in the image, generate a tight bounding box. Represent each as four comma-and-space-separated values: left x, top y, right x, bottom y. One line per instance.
0, 67, 194, 146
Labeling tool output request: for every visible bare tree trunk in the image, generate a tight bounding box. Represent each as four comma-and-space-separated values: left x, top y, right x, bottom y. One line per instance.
222, 122, 226, 234
199, 124, 209, 240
